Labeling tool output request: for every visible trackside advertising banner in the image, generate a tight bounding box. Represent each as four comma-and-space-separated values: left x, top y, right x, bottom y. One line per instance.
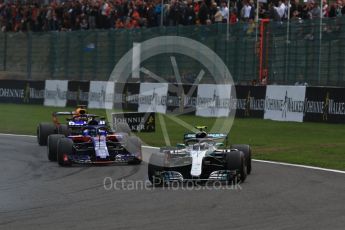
166, 84, 197, 115
113, 83, 140, 111
196, 84, 232, 117
138, 83, 169, 113
88, 81, 114, 109
304, 87, 345, 123
235, 86, 266, 118
4, 80, 345, 123
112, 112, 155, 132
0, 80, 45, 104
66, 81, 90, 107
264, 85, 306, 122
44, 80, 68, 107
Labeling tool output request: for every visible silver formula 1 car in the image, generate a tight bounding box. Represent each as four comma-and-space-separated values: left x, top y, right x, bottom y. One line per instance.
148, 127, 252, 186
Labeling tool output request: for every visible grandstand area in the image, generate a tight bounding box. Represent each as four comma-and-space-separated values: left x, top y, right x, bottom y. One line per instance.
0, 0, 345, 85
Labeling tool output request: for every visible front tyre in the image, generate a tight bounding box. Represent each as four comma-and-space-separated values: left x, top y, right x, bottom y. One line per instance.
47, 134, 64, 162
231, 144, 252, 175
57, 138, 73, 167
226, 151, 247, 183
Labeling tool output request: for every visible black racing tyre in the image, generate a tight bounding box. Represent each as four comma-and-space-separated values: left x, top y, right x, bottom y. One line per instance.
128, 158, 142, 165
47, 134, 64, 162
225, 151, 247, 183
116, 122, 131, 134
125, 136, 142, 165
58, 124, 71, 137
231, 144, 252, 174
57, 138, 73, 167
148, 152, 165, 186
37, 122, 56, 146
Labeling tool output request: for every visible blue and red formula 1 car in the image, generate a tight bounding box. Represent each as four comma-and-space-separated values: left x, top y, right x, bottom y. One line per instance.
47, 119, 142, 166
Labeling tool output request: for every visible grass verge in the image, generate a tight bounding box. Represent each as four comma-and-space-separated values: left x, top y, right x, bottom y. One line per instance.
1, 103, 345, 170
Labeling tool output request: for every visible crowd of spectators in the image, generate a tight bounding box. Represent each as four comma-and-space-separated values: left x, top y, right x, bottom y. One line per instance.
0, 0, 345, 32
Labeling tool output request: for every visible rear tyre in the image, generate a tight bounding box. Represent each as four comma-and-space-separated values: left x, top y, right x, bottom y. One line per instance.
58, 124, 71, 137
37, 123, 56, 146
47, 134, 64, 162
225, 151, 247, 183
231, 144, 252, 174
126, 136, 142, 165
116, 122, 131, 134
148, 152, 165, 186
57, 138, 73, 167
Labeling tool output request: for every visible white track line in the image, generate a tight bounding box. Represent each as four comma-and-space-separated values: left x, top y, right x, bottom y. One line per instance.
1, 133, 344, 174
0, 133, 36, 138
252, 159, 345, 174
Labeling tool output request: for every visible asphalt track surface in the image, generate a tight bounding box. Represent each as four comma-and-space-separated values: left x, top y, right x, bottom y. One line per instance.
1, 134, 345, 230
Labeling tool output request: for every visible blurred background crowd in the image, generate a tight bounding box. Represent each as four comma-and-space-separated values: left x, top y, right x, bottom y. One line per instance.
0, 0, 344, 32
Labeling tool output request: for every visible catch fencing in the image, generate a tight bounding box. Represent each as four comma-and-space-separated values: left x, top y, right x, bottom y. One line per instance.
0, 17, 345, 86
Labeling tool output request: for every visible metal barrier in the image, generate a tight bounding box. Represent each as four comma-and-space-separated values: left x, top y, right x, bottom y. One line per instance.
0, 17, 345, 86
